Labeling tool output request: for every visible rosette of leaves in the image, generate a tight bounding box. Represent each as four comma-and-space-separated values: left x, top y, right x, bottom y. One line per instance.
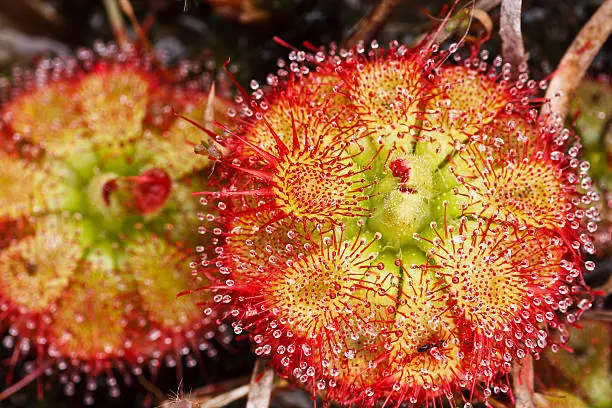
194, 40, 599, 407
0, 42, 231, 404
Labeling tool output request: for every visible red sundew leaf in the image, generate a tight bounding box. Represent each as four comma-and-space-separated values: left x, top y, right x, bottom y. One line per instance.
202, 73, 375, 226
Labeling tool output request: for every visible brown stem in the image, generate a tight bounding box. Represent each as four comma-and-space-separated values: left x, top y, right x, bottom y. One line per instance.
103, 0, 128, 47
160, 362, 274, 407
190, 375, 251, 397
157, 376, 252, 407
199, 384, 250, 408
343, 0, 404, 48
0, 0, 66, 38
542, 0, 612, 122
512, 356, 535, 408
583, 309, 612, 322
475, 0, 501, 10
500, 0, 526, 68
119, 0, 154, 53
135, 374, 166, 401
246, 359, 275, 408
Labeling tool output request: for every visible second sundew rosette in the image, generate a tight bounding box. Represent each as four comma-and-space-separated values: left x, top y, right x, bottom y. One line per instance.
0, 43, 233, 402
197, 41, 598, 407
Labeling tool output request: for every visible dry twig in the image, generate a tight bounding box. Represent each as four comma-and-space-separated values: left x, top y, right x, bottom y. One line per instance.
512, 356, 535, 408
499, 0, 526, 68
246, 359, 275, 408
583, 309, 612, 322
475, 0, 501, 10
199, 384, 250, 408
119, 0, 154, 54
543, 0, 612, 122
344, 0, 404, 48
103, 0, 128, 47
0, 362, 50, 401
0, 0, 66, 37
135, 374, 166, 401
158, 376, 252, 408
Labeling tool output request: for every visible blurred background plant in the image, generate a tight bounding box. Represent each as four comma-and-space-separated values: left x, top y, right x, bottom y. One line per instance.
0, 1, 610, 407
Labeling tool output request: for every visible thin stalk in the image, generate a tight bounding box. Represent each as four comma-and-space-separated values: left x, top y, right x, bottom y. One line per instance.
158, 376, 252, 407
246, 359, 275, 408
103, 0, 128, 47
0, 362, 49, 401
199, 384, 250, 408
512, 356, 535, 408
542, 0, 612, 122
500, 0, 526, 69
475, 0, 501, 9
119, 0, 153, 53
344, 0, 404, 48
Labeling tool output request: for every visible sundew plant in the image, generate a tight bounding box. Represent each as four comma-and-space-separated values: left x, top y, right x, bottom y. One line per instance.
194, 37, 600, 407
0, 43, 231, 403
0, 0, 609, 407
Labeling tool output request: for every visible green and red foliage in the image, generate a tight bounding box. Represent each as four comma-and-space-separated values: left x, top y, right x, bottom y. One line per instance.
194, 38, 599, 407
0, 42, 232, 403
